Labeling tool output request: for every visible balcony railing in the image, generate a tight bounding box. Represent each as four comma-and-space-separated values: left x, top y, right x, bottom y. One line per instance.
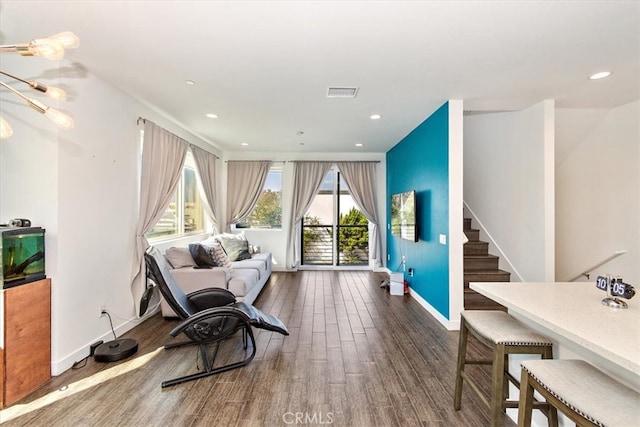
302, 224, 369, 266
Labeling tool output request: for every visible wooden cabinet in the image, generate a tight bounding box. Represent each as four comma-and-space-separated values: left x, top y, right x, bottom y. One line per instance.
1, 278, 51, 408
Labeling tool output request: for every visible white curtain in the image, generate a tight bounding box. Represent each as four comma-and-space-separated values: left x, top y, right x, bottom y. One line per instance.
131, 121, 188, 317
225, 160, 272, 231
336, 161, 382, 267
285, 161, 332, 269
191, 145, 219, 234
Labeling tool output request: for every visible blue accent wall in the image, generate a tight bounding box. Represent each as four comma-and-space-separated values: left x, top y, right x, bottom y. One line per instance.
386, 102, 450, 318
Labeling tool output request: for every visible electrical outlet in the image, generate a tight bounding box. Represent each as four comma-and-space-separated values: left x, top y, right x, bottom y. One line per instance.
99, 305, 106, 318
408, 268, 414, 277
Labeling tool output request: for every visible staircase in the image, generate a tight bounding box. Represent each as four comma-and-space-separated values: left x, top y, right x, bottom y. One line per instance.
463, 218, 509, 310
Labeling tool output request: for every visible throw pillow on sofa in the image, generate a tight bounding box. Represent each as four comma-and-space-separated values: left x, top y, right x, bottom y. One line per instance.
165, 247, 196, 268
188, 243, 218, 267
218, 236, 252, 262
211, 241, 232, 268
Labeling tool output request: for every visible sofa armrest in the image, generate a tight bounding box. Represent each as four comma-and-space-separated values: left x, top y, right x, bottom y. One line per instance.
170, 267, 231, 292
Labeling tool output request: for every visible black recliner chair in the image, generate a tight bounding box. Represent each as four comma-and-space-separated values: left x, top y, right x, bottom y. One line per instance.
143, 246, 288, 388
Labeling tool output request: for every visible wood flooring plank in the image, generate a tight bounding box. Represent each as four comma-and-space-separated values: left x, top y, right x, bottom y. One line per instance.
311, 332, 328, 360
326, 347, 346, 385
340, 340, 362, 375
325, 322, 341, 348
312, 311, 326, 333
343, 373, 374, 427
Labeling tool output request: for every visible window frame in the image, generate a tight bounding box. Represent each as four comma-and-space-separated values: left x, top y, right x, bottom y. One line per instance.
146, 149, 207, 243
235, 165, 283, 230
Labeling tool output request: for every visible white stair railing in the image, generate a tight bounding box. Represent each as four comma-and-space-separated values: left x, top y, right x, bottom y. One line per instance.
566, 250, 628, 282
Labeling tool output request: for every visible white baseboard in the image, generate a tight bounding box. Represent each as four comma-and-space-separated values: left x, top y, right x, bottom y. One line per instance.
408, 288, 460, 331
382, 268, 460, 331
51, 306, 159, 376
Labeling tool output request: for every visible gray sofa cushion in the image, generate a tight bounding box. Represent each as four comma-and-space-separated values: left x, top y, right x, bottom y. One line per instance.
165, 247, 196, 268
230, 259, 268, 279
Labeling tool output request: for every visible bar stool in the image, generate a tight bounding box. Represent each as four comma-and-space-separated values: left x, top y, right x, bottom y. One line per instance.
454, 310, 557, 427
519, 359, 640, 427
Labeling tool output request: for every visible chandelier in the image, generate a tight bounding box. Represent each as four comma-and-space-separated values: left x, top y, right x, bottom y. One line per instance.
0, 31, 79, 139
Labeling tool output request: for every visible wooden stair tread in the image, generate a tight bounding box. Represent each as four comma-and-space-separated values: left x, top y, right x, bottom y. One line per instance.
464, 254, 498, 259
462, 217, 509, 311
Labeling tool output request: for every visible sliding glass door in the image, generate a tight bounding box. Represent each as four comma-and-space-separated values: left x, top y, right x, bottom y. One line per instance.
301, 169, 369, 266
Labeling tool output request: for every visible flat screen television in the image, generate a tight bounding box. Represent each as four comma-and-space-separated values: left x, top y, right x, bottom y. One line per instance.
390, 190, 417, 242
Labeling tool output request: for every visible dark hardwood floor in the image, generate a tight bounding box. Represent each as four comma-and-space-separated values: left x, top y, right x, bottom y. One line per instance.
1, 271, 513, 426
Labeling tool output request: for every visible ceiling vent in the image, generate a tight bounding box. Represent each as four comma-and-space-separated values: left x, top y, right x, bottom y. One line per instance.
327, 87, 359, 98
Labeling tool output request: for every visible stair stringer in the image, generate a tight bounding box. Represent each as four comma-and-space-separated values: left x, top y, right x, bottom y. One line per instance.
463, 202, 524, 282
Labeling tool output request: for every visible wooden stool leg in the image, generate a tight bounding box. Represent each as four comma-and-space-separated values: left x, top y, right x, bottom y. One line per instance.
541, 347, 558, 427
518, 368, 535, 427
491, 344, 506, 427
454, 318, 469, 410
502, 353, 510, 402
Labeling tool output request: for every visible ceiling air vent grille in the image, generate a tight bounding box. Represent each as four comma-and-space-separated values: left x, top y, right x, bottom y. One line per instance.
327, 87, 359, 98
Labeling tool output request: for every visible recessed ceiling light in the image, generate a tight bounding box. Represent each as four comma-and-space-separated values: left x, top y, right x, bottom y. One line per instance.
185, 80, 196, 86
241, 142, 249, 146
206, 113, 218, 119
296, 131, 304, 136
589, 71, 611, 80
370, 114, 382, 120
355, 143, 363, 147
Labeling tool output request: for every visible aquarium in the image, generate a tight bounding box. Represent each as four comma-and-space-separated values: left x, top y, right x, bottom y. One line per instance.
0, 226, 46, 289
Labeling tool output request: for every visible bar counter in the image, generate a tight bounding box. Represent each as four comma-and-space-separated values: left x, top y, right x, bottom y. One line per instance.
470, 281, 640, 391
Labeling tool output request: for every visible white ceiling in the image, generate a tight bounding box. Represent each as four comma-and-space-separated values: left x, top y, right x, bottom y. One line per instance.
1, 1, 638, 153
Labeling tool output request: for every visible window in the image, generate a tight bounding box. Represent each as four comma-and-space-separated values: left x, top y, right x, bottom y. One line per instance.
146, 150, 206, 240
236, 166, 282, 229
302, 169, 369, 266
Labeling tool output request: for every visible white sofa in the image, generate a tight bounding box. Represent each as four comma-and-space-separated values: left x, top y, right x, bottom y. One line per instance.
159, 241, 272, 317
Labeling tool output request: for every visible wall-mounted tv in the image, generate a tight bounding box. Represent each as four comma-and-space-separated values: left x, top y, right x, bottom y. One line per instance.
391, 190, 417, 242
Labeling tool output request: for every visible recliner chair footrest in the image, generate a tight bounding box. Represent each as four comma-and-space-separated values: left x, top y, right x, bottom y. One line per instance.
233, 301, 289, 335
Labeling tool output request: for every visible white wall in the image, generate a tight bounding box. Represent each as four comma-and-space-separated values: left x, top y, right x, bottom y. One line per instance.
555, 100, 640, 284
448, 100, 465, 324
0, 55, 220, 374
463, 100, 555, 282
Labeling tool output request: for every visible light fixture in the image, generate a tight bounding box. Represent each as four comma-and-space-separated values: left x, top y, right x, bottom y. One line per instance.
206, 113, 218, 119
0, 70, 67, 100
589, 71, 611, 80
0, 31, 79, 60
370, 114, 382, 120
0, 31, 78, 139
241, 142, 249, 146
355, 143, 363, 147
0, 116, 13, 139
185, 80, 196, 86
0, 81, 74, 129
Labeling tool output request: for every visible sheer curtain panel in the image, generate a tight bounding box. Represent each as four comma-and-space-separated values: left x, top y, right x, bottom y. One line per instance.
225, 161, 272, 231
191, 145, 219, 234
131, 121, 189, 317
336, 161, 382, 268
285, 161, 332, 269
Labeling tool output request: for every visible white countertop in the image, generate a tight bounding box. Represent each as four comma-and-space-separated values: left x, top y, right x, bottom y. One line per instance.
470, 282, 640, 377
